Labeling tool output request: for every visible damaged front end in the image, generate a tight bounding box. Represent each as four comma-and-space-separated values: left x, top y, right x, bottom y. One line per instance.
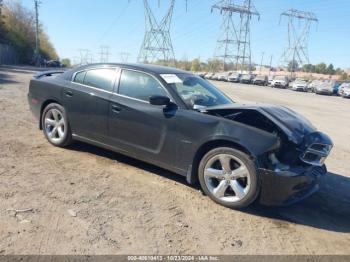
205, 104, 333, 206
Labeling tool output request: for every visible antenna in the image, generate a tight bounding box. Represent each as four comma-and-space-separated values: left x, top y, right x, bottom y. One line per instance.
212, 0, 260, 72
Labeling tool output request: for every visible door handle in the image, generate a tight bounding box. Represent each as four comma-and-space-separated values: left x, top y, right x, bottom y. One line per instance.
111, 105, 122, 114
64, 90, 74, 97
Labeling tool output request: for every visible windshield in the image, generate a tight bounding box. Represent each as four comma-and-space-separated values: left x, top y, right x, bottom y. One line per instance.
275, 76, 286, 81
168, 73, 233, 108
255, 76, 265, 80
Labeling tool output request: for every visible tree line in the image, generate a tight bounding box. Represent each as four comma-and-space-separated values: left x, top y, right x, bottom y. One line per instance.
0, 0, 57, 64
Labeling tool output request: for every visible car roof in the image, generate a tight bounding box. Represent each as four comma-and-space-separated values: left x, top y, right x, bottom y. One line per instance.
71, 63, 188, 75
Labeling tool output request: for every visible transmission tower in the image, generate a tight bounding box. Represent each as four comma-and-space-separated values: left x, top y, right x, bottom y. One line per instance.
78, 49, 91, 65
279, 8, 318, 71
137, 0, 176, 64
99, 45, 110, 63
212, 0, 259, 72
119, 52, 131, 62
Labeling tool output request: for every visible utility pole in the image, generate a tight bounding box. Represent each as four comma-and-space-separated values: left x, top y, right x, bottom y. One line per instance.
34, 0, 41, 66
137, 0, 176, 64
259, 51, 264, 75
279, 8, 318, 76
212, 0, 260, 72
268, 54, 273, 77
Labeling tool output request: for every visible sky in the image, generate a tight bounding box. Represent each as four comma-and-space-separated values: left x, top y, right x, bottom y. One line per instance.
21, 0, 350, 68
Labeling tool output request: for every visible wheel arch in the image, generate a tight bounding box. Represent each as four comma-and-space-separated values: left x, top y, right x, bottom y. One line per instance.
39, 99, 62, 130
186, 139, 254, 185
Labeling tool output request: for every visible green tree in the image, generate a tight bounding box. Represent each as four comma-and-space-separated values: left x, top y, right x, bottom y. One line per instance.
61, 58, 71, 67
315, 63, 327, 74
326, 63, 335, 75
340, 72, 349, 81
207, 58, 221, 72
2, 0, 58, 63
190, 58, 201, 72
0, 0, 7, 43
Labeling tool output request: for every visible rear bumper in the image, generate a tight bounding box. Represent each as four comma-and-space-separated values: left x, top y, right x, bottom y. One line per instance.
258, 165, 327, 206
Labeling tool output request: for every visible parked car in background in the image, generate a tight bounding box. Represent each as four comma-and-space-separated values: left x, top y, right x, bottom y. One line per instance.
332, 81, 341, 95
315, 80, 336, 95
211, 73, 221, 81
196, 72, 206, 78
291, 79, 308, 92
240, 74, 254, 84
218, 72, 231, 81
205, 72, 215, 80
338, 82, 350, 96
45, 60, 62, 68
268, 76, 274, 86
308, 80, 321, 93
253, 75, 268, 86
227, 73, 242, 83
28, 63, 333, 208
271, 76, 289, 88
341, 85, 350, 98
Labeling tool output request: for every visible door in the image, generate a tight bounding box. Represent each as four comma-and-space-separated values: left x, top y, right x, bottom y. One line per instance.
62, 68, 117, 141
108, 69, 178, 166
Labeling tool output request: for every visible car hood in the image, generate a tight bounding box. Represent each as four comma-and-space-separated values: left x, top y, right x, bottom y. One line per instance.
205, 103, 316, 144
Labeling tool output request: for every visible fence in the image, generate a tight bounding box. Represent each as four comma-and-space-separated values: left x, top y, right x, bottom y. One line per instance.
0, 43, 18, 65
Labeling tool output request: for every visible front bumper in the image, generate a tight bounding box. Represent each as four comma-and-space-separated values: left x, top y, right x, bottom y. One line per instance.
259, 164, 327, 206
273, 83, 287, 88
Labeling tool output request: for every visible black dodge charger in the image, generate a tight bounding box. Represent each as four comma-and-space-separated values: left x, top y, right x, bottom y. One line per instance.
28, 63, 333, 208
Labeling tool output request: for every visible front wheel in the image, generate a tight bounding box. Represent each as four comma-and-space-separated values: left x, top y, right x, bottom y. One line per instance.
198, 147, 259, 209
41, 103, 73, 147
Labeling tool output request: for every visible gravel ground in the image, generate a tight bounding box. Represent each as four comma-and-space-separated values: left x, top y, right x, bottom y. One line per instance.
0, 67, 349, 255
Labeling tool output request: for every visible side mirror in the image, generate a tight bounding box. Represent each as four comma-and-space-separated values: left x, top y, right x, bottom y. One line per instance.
149, 95, 171, 106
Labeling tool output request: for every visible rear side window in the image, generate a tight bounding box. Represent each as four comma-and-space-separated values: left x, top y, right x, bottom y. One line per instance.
74, 71, 86, 84
118, 70, 168, 102
83, 68, 116, 92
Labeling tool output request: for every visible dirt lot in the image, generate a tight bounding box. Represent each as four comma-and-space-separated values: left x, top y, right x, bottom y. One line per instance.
0, 67, 349, 255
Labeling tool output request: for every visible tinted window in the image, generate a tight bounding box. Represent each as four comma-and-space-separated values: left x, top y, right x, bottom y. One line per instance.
118, 70, 168, 102
74, 71, 86, 84
84, 68, 116, 92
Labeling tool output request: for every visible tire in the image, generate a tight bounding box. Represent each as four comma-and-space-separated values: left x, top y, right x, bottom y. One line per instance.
198, 147, 259, 209
41, 103, 73, 147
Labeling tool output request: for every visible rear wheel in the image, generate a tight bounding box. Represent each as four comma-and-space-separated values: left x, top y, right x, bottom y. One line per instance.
198, 147, 259, 209
41, 103, 73, 147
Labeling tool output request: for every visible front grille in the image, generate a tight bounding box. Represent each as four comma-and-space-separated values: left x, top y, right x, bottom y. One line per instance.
300, 143, 332, 166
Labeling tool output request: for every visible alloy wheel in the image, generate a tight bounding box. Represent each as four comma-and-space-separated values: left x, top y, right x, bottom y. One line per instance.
44, 108, 66, 144
203, 154, 251, 203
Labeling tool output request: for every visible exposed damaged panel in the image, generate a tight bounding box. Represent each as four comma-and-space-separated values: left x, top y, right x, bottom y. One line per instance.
204, 105, 333, 170
207, 108, 279, 135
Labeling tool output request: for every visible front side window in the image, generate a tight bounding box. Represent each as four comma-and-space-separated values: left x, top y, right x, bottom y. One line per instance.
169, 74, 233, 108
118, 70, 168, 102
83, 68, 116, 92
